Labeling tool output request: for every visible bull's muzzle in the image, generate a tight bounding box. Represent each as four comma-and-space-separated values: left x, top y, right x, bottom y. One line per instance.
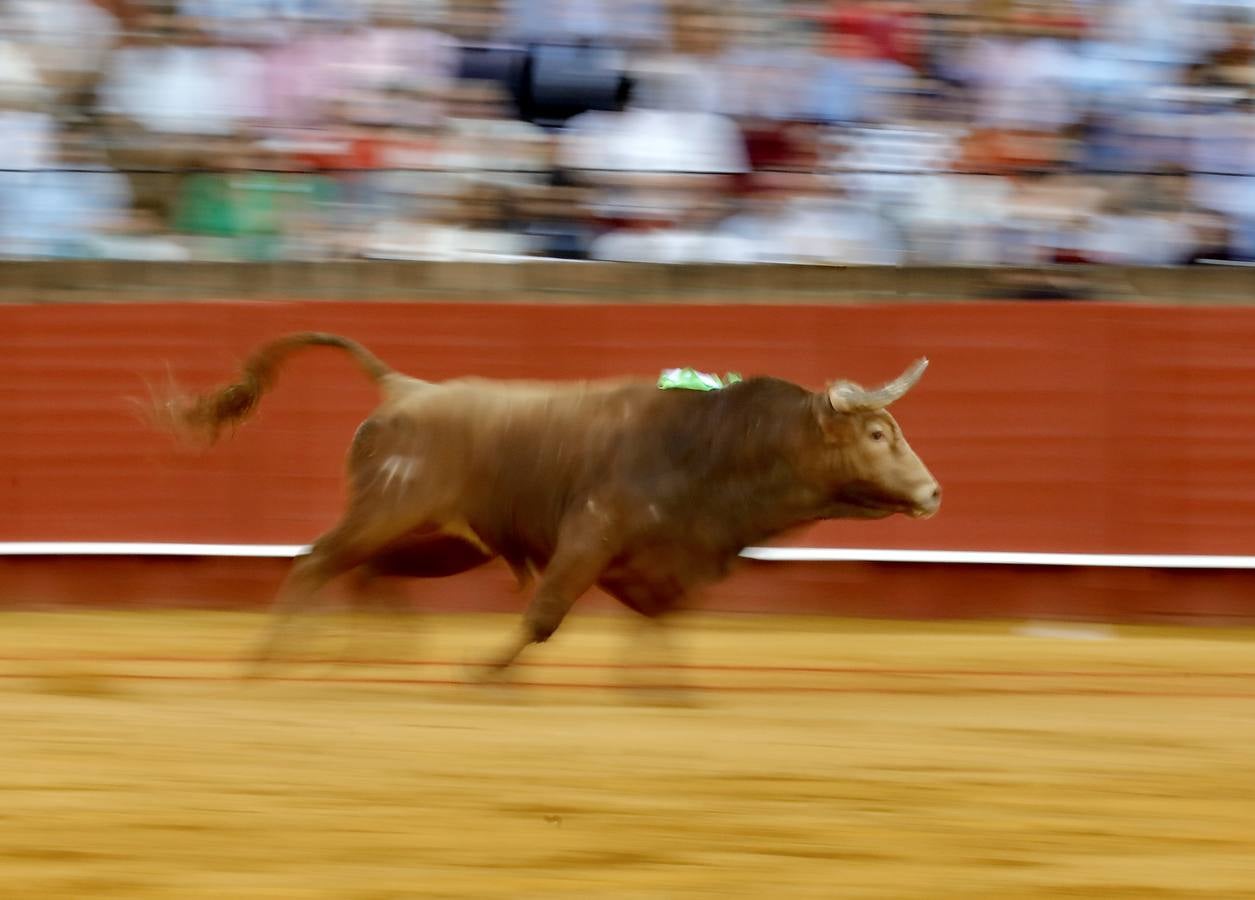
911, 484, 942, 519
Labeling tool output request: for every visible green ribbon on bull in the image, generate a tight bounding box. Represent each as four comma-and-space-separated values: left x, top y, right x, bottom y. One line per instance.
657, 367, 743, 391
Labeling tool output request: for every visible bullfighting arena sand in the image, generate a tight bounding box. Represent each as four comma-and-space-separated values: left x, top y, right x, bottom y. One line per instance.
4, 610, 1255, 899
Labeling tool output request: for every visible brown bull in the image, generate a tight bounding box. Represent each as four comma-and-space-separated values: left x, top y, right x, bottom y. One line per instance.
155, 332, 940, 676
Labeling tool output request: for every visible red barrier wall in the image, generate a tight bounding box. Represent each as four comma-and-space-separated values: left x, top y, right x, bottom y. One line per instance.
5, 300, 1255, 621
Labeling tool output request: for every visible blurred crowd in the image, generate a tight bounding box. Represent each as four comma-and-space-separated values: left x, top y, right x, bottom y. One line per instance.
1, 0, 1254, 265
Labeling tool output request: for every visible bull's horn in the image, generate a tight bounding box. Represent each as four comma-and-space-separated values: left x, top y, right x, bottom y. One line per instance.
829, 358, 929, 412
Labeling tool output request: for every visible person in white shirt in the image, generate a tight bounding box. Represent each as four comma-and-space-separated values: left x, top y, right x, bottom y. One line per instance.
440, 80, 550, 189
3, 0, 117, 103
959, 20, 1084, 133
1082, 197, 1195, 264
0, 28, 48, 108
589, 191, 754, 263
558, 67, 748, 230
96, 14, 266, 138
0, 124, 134, 258
900, 172, 1014, 263
0, 88, 56, 257
716, 172, 904, 265
361, 181, 538, 261
85, 208, 192, 261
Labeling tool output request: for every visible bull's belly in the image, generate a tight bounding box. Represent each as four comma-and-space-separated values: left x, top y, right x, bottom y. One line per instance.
367, 531, 495, 579
598, 544, 733, 616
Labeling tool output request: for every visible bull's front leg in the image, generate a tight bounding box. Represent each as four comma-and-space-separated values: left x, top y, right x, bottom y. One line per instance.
475, 513, 617, 680
615, 613, 695, 705
605, 581, 701, 706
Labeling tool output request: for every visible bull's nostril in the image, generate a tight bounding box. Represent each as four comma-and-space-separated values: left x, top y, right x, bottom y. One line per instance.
931, 487, 941, 502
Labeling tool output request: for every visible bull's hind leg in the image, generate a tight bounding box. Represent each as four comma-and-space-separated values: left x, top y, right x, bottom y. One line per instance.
338, 565, 419, 664
245, 543, 363, 678
337, 535, 499, 664
246, 513, 440, 678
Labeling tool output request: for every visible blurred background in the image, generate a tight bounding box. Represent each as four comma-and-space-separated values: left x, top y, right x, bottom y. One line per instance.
2, 0, 1253, 268
10, 4, 1255, 896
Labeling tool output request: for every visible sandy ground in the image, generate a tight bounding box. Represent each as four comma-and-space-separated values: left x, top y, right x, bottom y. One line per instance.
3, 610, 1255, 900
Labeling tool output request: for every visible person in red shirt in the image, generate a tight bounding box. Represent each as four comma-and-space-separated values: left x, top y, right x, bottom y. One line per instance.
817, 0, 923, 71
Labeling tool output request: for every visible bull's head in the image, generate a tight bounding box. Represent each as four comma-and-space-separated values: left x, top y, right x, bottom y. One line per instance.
817, 358, 940, 520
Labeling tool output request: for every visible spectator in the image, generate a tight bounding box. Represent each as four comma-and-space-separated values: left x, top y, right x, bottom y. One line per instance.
444, 0, 502, 42
959, 16, 1085, 133
1205, 13, 1255, 88
1000, 169, 1106, 264
1, 124, 133, 258
441, 80, 549, 188
590, 190, 752, 263
805, 30, 919, 125
177, 0, 294, 46
4, 0, 118, 108
559, 66, 748, 231
95, 13, 267, 217
360, 180, 537, 260
517, 184, 597, 259
0, 77, 57, 257
832, 81, 965, 215
629, 4, 730, 116
172, 138, 333, 260
1079, 189, 1195, 264
334, 0, 458, 107
1098, 0, 1213, 67
816, 0, 924, 70
0, 0, 1251, 269
0, 22, 48, 109
498, 0, 667, 50
96, 14, 266, 138
718, 171, 904, 264
1181, 208, 1243, 263
262, 17, 363, 129
901, 169, 1014, 263
85, 207, 192, 261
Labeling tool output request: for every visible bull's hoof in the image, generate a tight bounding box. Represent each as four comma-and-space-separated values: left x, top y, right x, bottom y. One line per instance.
626, 684, 703, 709
240, 658, 276, 682
465, 662, 513, 686
462, 663, 523, 704
240, 643, 294, 681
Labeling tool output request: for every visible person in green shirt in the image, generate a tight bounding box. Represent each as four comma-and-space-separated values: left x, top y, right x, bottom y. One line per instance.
172, 137, 336, 260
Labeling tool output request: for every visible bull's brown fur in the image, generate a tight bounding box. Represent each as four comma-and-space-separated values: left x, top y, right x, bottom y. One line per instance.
155, 332, 939, 675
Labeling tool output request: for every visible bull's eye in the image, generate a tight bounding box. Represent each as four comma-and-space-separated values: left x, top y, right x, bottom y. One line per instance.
870, 429, 886, 442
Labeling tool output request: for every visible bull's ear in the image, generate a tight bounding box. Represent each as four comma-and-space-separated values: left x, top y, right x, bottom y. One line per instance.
827, 358, 928, 412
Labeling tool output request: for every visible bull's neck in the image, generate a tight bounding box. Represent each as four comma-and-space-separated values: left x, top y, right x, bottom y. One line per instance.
696, 465, 830, 553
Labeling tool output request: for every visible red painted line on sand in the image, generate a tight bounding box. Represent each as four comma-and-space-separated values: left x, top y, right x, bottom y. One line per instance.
4, 670, 1255, 698
0, 653, 1248, 680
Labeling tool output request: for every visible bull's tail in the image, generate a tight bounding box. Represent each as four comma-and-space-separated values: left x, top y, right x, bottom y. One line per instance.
150, 332, 394, 446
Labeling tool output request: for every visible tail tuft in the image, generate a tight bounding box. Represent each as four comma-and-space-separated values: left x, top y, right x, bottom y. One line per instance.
144, 332, 393, 448
144, 373, 252, 448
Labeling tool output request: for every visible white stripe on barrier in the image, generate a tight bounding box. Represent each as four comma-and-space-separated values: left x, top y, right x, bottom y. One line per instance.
0, 541, 1253, 570
0, 542, 311, 558
737, 547, 1255, 569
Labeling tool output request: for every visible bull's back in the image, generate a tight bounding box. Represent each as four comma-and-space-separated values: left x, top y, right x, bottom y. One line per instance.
361, 377, 657, 558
